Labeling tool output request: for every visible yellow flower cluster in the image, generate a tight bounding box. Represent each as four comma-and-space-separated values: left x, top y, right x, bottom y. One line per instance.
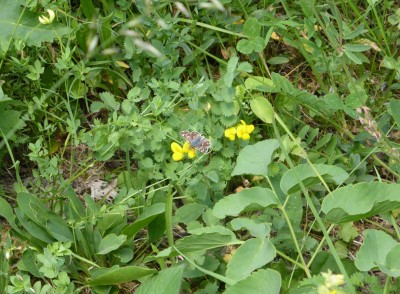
171, 142, 196, 161
224, 120, 254, 141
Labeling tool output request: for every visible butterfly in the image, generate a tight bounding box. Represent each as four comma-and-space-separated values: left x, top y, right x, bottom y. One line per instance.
180, 131, 211, 154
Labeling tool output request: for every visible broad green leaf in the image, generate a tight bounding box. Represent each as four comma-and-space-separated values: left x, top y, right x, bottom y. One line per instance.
381, 56, 397, 69
226, 238, 276, 282
224, 269, 281, 294
15, 208, 55, 244
230, 218, 270, 239
157, 228, 239, 257
390, 100, 400, 128
97, 234, 127, 255
0, 197, 18, 230
17, 193, 73, 241
89, 266, 156, 285
344, 50, 362, 64
342, 44, 371, 52
135, 264, 185, 294
244, 76, 277, 92
19, 249, 42, 278
355, 229, 397, 272
213, 187, 278, 219
98, 208, 126, 234
322, 182, 400, 224
243, 18, 261, 38
0, 109, 25, 137
280, 164, 349, 194
267, 57, 289, 65
173, 203, 207, 226
250, 96, 274, 124
122, 203, 165, 239
232, 139, 279, 176
379, 244, 400, 277
0, 0, 71, 50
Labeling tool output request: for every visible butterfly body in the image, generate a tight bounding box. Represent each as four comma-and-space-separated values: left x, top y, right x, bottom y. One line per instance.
180, 131, 210, 153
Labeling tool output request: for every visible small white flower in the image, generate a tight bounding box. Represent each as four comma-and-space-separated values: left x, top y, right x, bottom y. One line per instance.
39, 9, 55, 25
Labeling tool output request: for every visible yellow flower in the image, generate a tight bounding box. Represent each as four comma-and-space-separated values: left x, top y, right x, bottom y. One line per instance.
187, 149, 196, 158
236, 120, 254, 140
171, 142, 184, 161
182, 141, 196, 158
39, 9, 55, 25
224, 127, 237, 141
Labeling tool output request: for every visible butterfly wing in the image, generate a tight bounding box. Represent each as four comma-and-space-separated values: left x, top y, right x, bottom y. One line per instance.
180, 131, 210, 153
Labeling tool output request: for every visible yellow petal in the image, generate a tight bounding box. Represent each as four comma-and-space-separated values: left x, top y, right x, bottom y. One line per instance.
182, 141, 191, 153
187, 149, 196, 158
246, 124, 255, 134
228, 134, 236, 141
236, 125, 245, 138
171, 142, 183, 153
242, 133, 250, 140
239, 120, 246, 126
172, 152, 184, 161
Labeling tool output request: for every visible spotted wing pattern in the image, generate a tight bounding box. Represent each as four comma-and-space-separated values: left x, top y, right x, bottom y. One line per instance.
180, 131, 210, 153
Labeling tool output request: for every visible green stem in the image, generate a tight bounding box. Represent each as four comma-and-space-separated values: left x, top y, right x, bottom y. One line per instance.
273, 116, 355, 294
278, 205, 311, 278
165, 187, 174, 247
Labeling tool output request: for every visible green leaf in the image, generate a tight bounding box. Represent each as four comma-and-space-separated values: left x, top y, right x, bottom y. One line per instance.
212, 187, 278, 219
342, 44, 371, 52
0, 0, 71, 50
122, 203, 165, 239
97, 234, 127, 255
232, 139, 280, 176
99, 92, 120, 111
89, 266, 156, 285
90, 101, 106, 113
344, 50, 363, 64
379, 244, 400, 277
0, 109, 25, 137
250, 96, 274, 124
224, 56, 239, 86
157, 227, 239, 257
381, 56, 397, 69
244, 76, 277, 92
390, 100, 400, 128
226, 238, 276, 282
224, 269, 281, 294
135, 265, 185, 294
280, 164, 349, 194
267, 57, 289, 65
243, 17, 261, 38
173, 203, 207, 226
338, 222, 358, 243
237, 37, 266, 54
322, 182, 400, 224
17, 193, 73, 241
355, 229, 397, 272
230, 218, 270, 239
